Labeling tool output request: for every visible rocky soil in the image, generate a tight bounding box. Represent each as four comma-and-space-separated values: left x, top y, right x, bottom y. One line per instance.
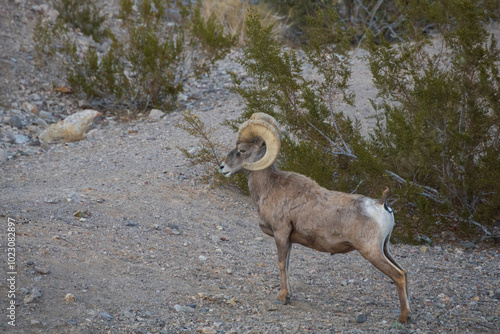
1, 1, 499, 333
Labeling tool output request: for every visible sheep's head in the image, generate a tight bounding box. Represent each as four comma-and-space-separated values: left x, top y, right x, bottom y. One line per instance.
220, 113, 280, 177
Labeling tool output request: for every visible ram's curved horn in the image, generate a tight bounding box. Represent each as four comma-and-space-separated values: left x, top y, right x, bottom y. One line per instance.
238, 117, 280, 171
249, 113, 281, 139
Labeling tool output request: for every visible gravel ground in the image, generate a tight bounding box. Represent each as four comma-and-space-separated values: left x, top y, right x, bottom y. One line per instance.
1, 1, 499, 333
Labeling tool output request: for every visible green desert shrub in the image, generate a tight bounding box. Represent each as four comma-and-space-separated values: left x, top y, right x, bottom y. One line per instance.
266, 0, 499, 45
366, 0, 500, 239
229, 8, 379, 195
53, 0, 109, 42
34, 0, 236, 111
230, 2, 499, 241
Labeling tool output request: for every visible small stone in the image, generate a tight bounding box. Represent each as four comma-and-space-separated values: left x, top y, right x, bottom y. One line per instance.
38, 110, 53, 119
24, 287, 42, 303
148, 109, 165, 122
174, 304, 195, 313
73, 210, 84, 218
34, 267, 50, 275
35, 118, 49, 128
124, 218, 138, 227
199, 255, 207, 261
99, 312, 113, 320
23, 102, 39, 114
356, 313, 368, 323
146, 135, 156, 140
45, 197, 57, 205
68, 192, 80, 203
65, 293, 76, 302
30, 319, 42, 327
7, 115, 23, 129
78, 100, 93, 109
14, 134, 30, 144
462, 241, 476, 250
66, 318, 77, 326
420, 246, 428, 252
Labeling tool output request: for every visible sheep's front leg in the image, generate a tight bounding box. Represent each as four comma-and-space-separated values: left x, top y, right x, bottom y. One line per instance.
274, 234, 292, 304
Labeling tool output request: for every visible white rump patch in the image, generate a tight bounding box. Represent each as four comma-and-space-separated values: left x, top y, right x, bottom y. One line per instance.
363, 198, 394, 238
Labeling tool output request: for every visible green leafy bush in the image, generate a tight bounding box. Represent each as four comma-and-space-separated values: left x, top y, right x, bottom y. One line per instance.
231, 3, 499, 241
53, 0, 108, 42
176, 111, 248, 191
367, 0, 500, 239
34, 0, 236, 111
229, 8, 376, 194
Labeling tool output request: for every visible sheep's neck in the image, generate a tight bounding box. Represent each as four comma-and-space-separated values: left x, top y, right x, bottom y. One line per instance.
247, 166, 278, 206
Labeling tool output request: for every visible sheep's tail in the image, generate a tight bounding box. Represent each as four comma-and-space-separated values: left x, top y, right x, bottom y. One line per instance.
380, 187, 393, 213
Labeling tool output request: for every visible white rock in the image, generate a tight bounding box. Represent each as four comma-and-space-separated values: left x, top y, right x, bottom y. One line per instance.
148, 109, 165, 122
174, 304, 194, 313
39, 109, 101, 144
14, 134, 29, 144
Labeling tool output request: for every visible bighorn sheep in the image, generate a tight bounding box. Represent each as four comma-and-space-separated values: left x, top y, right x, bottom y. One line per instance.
220, 113, 410, 324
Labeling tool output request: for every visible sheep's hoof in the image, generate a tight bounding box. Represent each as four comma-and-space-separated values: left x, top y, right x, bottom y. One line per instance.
276, 293, 290, 305
397, 314, 411, 325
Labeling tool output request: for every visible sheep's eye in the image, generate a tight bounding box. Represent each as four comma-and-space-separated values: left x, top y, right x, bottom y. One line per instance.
239, 150, 246, 154
237, 149, 246, 157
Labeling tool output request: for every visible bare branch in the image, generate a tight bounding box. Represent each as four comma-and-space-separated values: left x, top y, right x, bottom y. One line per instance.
386, 170, 446, 203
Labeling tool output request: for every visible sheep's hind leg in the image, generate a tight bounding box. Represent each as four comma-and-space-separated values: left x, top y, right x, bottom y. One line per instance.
274, 234, 292, 304
358, 247, 411, 324
383, 237, 410, 303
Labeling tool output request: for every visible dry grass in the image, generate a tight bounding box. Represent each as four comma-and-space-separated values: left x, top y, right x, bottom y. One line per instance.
200, 0, 289, 44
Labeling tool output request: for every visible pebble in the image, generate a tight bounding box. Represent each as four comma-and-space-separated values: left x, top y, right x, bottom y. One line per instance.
30, 319, 42, 327
199, 255, 208, 261
124, 217, 138, 227
462, 241, 476, 250
148, 109, 165, 122
356, 313, 368, 323
67, 192, 81, 203
34, 266, 50, 275
65, 293, 76, 302
66, 318, 78, 326
99, 312, 113, 320
7, 115, 23, 128
24, 287, 42, 303
14, 134, 29, 144
38, 110, 53, 119
174, 304, 195, 313
44, 197, 59, 204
